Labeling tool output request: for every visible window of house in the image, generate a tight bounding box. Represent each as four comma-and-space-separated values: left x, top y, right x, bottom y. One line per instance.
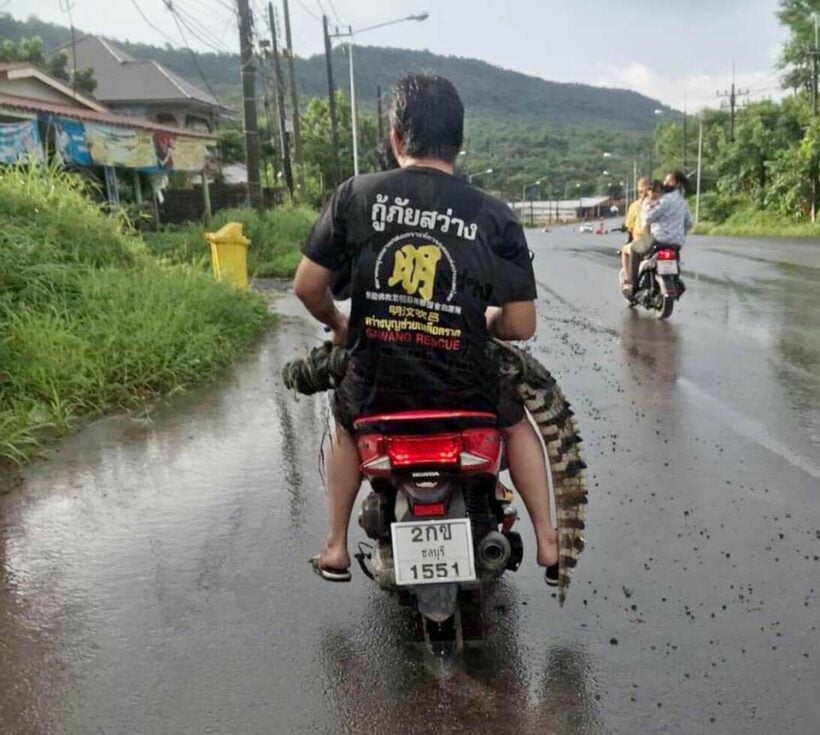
157, 113, 178, 126
185, 115, 212, 132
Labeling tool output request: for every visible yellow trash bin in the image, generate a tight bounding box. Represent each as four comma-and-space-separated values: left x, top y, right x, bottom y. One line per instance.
204, 222, 250, 290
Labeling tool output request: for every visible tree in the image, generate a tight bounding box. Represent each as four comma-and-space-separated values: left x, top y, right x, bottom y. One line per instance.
217, 128, 245, 163
0, 36, 98, 97
776, 0, 820, 92
45, 51, 71, 83
301, 90, 378, 204
73, 67, 97, 97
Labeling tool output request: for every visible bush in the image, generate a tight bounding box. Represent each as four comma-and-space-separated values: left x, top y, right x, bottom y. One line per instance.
693, 206, 820, 238
144, 205, 317, 278
696, 192, 754, 225
0, 165, 269, 464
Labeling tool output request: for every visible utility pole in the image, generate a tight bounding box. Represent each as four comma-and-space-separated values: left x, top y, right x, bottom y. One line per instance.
322, 14, 342, 187
682, 94, 687, 170
260, 67, 278, 184
717, 62, 749, 143
695, 119, 703, 225
345, 26, 360, 176
268, 2, 293, 197
811, 12, 818, 222
237, 0, 263, 209
377, 84, 384, 142
282, 0, 305, 194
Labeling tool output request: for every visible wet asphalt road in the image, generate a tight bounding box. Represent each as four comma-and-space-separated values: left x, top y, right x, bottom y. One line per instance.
1, 225, 819, 735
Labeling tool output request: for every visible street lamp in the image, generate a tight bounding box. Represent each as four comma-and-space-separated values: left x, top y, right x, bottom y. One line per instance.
522, 179, 542, 201
648, 109, 665, 176
330, 12, 429, 176
522, 179, 541, 226
467, 167, 493, 184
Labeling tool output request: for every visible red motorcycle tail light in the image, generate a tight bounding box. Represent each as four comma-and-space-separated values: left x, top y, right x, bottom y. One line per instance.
412, 502, 446, 517
657, 249, 678, 260
386, 435, 461, 468
357, 435, 384, 464
460, 428, 503, 473
357, 426, 502, 476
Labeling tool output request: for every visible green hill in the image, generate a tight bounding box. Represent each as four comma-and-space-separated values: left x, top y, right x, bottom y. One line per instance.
1, 12, 671, 195
1, 13, 672, 128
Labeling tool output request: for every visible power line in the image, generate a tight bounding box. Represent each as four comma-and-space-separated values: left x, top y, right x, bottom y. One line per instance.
326, 0, 343, 27
162, 0, 224, 103
293, 0, 320, 22
177, 0, 235, 28
185, 0, 235, 14
173, 0, 235, 53
716, 62, 749, 143
130, 0, 179, 46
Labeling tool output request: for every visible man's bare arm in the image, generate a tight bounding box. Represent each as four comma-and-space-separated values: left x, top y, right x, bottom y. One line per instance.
487, 301, 536, 341
293, 256, 348, 344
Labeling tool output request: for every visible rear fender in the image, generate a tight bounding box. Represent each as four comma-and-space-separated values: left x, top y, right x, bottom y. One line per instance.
416, 582, 459, 623
655, 273, 679, 298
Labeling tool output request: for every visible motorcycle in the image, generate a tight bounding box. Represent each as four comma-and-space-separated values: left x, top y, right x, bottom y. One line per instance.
619, 244, 685, 319
353, 409, 523, 657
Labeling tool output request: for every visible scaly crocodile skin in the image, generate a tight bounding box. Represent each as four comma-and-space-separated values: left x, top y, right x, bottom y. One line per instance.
493, 340, 588, 606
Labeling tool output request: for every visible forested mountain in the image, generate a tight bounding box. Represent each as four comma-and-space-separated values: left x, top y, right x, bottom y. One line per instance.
1, 12, 673, 197
1, 13, 672, 130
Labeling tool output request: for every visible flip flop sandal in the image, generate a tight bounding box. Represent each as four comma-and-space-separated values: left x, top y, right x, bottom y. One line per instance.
309, 555, 352, 583
545, 564, 559, 587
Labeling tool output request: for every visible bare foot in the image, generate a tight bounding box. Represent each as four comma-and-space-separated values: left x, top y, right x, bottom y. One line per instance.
536, 531, 559, 568
319, 540, 350, 571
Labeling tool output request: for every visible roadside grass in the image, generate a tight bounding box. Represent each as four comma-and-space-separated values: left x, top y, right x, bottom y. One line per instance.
693, 209, 820, 239
144, 205, 317, 277
0, 166, 269, 466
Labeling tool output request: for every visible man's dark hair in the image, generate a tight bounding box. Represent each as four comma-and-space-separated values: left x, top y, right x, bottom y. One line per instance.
387, 73, 464, 163
376, 138, 400, 171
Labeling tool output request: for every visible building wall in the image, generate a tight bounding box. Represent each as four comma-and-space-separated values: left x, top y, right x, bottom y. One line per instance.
106, 102, 215, 132
0, 77, 78, 106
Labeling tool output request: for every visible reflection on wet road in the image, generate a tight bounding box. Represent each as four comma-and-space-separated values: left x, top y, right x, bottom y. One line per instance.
1, 228, 819, 734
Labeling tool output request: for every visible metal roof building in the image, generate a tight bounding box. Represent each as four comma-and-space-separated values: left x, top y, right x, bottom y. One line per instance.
49, 36, 232, 132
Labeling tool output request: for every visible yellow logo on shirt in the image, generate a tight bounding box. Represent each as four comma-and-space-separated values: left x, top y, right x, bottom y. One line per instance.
388, 244, 442, 302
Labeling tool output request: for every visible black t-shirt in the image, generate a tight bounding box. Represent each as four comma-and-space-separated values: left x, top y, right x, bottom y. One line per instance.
302, 166, 536, 418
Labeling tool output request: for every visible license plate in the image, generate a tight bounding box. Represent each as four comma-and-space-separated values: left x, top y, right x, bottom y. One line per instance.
657, 260, 679, 275
391, 519, 476, 586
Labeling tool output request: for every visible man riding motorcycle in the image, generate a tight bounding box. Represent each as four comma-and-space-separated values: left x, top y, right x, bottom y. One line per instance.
293, 73, 559, 585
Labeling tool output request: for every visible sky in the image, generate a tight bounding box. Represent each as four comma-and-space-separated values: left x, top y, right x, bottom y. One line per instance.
4, 0, 790, 111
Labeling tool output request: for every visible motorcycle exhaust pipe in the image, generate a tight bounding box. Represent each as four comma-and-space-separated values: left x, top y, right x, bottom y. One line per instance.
476, 531, 512, 573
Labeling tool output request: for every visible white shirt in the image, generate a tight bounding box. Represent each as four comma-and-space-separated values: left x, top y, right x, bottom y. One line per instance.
644, 190, 692, 246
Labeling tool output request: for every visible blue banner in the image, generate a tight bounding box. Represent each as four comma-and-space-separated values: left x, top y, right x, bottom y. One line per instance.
0, 120, 44, 164
52, 116, 92, 166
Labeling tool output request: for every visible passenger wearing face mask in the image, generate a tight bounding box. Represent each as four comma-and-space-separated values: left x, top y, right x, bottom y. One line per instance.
644, 169, 693, 250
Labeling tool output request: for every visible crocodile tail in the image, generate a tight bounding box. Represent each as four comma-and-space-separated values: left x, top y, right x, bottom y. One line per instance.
494, 340, 588, 606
